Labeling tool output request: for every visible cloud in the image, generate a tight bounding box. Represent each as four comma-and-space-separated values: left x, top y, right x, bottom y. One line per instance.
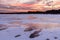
0, 4, 35, 13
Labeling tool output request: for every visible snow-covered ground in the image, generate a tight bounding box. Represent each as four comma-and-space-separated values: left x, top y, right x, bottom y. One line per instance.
0, 26, 60, 40
0, 14, 60, 40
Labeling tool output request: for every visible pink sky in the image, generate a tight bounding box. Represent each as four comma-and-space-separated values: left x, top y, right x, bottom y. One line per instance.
0, 0, 60, 13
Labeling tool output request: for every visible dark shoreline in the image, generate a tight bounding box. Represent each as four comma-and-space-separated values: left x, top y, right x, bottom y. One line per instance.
0, 10, 60, 14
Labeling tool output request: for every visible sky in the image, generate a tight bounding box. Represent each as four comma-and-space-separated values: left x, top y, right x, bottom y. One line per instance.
0, 0, 37, 13
1, 0, 60, 13
0, 14, 60, 40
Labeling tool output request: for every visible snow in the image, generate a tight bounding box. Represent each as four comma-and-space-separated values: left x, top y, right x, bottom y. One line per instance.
0, 26, 60, 40
0, 14, 60, 40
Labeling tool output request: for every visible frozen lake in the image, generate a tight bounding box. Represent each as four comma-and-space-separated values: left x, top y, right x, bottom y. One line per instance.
0, 14, 60, 40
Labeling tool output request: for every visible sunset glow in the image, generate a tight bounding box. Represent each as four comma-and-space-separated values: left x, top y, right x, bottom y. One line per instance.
0, 0, 60, 13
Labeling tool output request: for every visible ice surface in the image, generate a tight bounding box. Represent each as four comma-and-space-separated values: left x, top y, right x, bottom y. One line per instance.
0, 14, 60, 40
0, 26, 60, 40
